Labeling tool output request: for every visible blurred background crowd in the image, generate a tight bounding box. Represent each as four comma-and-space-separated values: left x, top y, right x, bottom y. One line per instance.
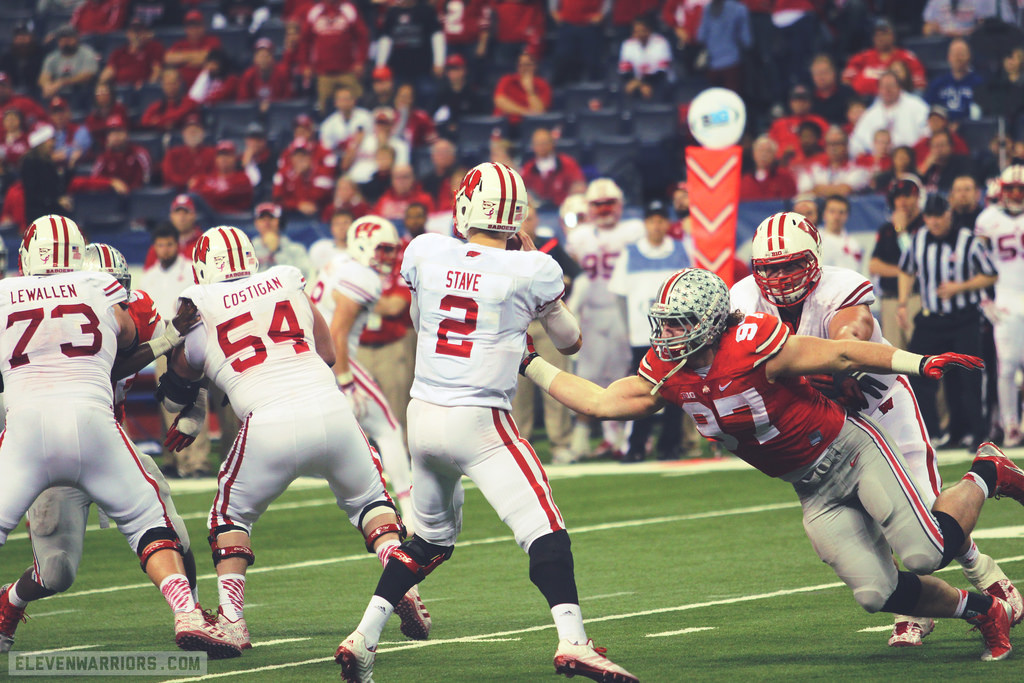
0, 0, 1021, 474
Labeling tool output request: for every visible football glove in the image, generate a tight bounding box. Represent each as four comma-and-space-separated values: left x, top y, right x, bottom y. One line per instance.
519, 334, 539, 376
165, 387, 208, 452
921, 353, 985, 379
338, 372, 368, 420
805, 373, 868, 411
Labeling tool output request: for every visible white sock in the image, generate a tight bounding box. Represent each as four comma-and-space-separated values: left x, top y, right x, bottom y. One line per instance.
957, 540, 981, 568
217, 573, 246, 621
7, 582, 28, 608
962, 471, 989, 499
551, 603, 587, 645
356, 595, 394, 650
159, 574, 196, 613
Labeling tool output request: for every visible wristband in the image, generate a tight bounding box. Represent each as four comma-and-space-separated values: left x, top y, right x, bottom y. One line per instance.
524, 357, 562, 392
890, 349, 926, 376
337, 370, 354, 387
148, 324, 183, 358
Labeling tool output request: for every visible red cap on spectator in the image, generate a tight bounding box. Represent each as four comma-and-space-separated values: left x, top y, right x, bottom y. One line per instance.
171, 194, 195, 212
254, 37, 274, 51
105, 114, 127, 130
49, 96, 69, 111
445, 54, 466, 69
372, 66, 393, 81
216, 140, 237, 154
292, 139, 313, 153
294, 113, 314, 128
676, 181, 688, 192
183, 113, 203, 127
185, 10, 204, 24
373, 107, 395, 124
255, 202, 282, 218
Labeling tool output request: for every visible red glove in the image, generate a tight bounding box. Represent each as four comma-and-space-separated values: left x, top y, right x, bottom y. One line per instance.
165, 414, 199, 452
805, 374, 867, 411
921, 353, 985, 379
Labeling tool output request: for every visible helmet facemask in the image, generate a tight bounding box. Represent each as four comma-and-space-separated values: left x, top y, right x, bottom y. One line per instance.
648, 269, 730, 363
752, 252, 821, 307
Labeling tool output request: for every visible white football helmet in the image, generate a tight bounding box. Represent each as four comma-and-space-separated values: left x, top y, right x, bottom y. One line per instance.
987, 177, 1002, 205
192, 226, 259, 285
585, 178, 624, 229
452, 162, 529, 239
750, 211, 823, 307
83, 243, 131, 291
1000, 164, 1024, 214
649, 268, 731, 363
348, 215, 401, 274
559, 193, 588, 231
20, 214, 86, 276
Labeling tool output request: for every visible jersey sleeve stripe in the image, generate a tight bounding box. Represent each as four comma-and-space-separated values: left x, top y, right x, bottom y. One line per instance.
755, 318, 786, 353
536, 287, 565, 312
752, 324, 789, 368
837, 282, 873, 309
105, 283, 126, 297
336, 281, 376, 304
638, 356, 659, 384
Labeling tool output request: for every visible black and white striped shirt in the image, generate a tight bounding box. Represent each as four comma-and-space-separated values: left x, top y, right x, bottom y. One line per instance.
898, 225, 997, 315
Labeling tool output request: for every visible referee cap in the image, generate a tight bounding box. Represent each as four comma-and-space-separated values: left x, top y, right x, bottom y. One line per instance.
922, 194, 949, 216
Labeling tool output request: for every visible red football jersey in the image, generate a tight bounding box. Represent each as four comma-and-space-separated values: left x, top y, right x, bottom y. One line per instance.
638, 313, 845, 478
115, 289, 162, 420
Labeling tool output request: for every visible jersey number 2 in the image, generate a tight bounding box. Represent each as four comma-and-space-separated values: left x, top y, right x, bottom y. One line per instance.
217, 300, 310, 372
435, 294, 477, 358
7, 304, 102, 369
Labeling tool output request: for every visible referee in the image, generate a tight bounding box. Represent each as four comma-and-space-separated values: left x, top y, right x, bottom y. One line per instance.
897, 194, 998, 448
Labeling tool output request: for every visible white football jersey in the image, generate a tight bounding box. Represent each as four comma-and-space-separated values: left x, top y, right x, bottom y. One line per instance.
310, 252, 382, 358
0, 271, 127, 408
731, 265, 896, 413
975, 204, 1024, 314
566, 219, 644, 310
402, 233, 565, 410
182, 266, 337, 418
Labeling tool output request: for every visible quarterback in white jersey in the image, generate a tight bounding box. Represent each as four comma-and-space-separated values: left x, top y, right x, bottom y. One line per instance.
732, 212, 1021, 646
336, 163, 638, 683
310, 216, 414, 522
164, 226, 427, 651
974, 164, 1024, 447
565, 178, 644, 458
0, 217, 238, 659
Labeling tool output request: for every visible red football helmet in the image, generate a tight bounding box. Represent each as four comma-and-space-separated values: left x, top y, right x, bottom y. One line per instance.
750, 211, 823, 307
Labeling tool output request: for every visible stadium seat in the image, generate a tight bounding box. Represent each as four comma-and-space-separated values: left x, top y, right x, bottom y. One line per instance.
519, 113, 569, 143
674, 80, 708, 106
960, 118, 1000, 155
74, 192, 129, 236
210, 101, 260, 137
216, 27, 252, 68
456, 115, 509, 151
575, 110, 625, 145
267, 99, 316, 139
589, 136, 637, 177
129, 187, 177, 224
902, 35, 951, 66
560, 82, 618, 113
0, 9, 32, 44
627, 104, 679, 145
256, 18, 286, 50
154, 27, 187, 47
129, 132, 165, 167
135, 83, 165, 116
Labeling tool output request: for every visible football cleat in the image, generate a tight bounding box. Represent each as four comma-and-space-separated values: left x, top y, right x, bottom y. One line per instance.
0, 584, 27, 653
967, 597, 1013, 661
216, 607, 251, 649
394, 585, 431, 640
974, 442, 1024, 504
887, 616, 935, 647
174, 607, 242, 659
963, 554, 1024, 626
335, 631, 376, 683
553, 639, 638, 683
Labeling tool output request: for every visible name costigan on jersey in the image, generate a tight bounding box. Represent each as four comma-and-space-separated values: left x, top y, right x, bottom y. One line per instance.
222, 275, 284, 308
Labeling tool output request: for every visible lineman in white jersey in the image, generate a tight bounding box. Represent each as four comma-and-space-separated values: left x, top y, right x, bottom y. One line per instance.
974, 164, 1024, 448
0, 216, 238, 658
310, 216, 415, 524
731, 211, 1022, 647
0, 243, 209, 653
336, 163, 638, 683
565, 178, 644, 459
163, 226, 429, 651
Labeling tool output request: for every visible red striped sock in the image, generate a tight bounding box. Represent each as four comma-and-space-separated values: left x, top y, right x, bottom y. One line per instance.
376, 540, 400, 568
218, 574, 246, 621
952, 588, 970, 618
159, 574, 196, 614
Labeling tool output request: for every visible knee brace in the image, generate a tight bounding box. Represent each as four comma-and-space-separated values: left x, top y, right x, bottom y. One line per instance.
879, 571, 923, 615
359, 500, 407, 553
208, 525, 255, 567
389, 536, 453, 579
137, 527, 183, 573
528, 530, 578, 607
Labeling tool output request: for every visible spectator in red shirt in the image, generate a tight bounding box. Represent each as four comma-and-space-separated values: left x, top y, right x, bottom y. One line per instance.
188, 141, 254, 214
551, 0, 607, 85
321, 175, 371, 222
280, 114, 338, 178
0, 72, 47, 126
236, 38, 294, 113
0, 109, 31, 173
912, 104, 970, 162
740, 135, 797, 200
521, 128, 586, 209
91, 114, 151, 190
393, 83, 437, 148
187, 50, 239, 104
144, 194, 203, 268
767, 85, 830, 165
280, 19, 311, 92
842, 18, 926, 97
361, 66, 396, 112
83, 81, 129, 147
99, 18, 164, 87
493, 48, 551, 126
140, 68, 199, 132
164, 10, 223, 88
72, 0, 129, 35
372, 163, 433, 220
161, 113, 216, 191
272, 140, 333, 217
300, 0, 370, 114
492, 0, 546, 67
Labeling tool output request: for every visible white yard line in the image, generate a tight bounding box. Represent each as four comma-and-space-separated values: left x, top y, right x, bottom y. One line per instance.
858, 625, 896, 633
29, 608, 78, 618
250, 637, 310, 649
645, 627, 715, 638
18, 644, 101, 655
583, 591, 636, 601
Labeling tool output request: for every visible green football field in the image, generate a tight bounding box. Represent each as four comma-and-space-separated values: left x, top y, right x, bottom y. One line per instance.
2, 447, 1024, 682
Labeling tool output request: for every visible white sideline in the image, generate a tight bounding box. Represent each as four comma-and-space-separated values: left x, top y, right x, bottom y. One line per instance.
20, 644, 100, 655
250, 637, 310, 649
646, 627, 716, 638
42, 502, 800, 601
160, 554, 1024, 683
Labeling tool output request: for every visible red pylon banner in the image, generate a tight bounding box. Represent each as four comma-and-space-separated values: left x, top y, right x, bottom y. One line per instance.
685, 145, 741, 286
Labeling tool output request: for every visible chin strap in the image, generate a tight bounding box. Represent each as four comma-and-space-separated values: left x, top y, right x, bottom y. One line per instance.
649, 356, 688, 395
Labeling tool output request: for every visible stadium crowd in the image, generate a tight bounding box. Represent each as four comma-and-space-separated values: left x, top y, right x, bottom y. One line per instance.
0, 0, 1021, 473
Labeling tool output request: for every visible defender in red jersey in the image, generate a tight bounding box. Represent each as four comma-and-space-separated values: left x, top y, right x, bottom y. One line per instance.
524, 267, 1024, 662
